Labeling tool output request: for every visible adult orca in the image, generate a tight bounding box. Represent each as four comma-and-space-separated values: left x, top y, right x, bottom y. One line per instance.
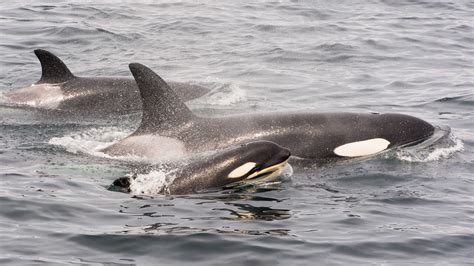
110, 140, 291, 195
103, 63, 435, 163
4, 49, 209, 114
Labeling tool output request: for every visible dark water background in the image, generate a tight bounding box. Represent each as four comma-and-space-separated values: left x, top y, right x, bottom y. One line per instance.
0, 1, 473, 265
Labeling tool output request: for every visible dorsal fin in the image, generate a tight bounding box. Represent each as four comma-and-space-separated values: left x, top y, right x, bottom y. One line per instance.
129, 63, 195, 132
34, 49, 74, 84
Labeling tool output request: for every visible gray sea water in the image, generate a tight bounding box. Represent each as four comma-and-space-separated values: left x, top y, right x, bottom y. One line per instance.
0, 1, 473, 265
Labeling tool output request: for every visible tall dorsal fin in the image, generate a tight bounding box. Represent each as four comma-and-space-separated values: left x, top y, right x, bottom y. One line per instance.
129, 63, 195, 132
34, 49, 74, 84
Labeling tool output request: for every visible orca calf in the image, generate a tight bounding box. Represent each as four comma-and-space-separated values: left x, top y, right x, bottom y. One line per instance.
103, 63, 435, 163
111, 141, 291, 195
4, 49, 209, 114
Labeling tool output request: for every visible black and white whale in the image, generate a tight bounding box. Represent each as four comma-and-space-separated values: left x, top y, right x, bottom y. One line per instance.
4, 49, 209, 114
111, 140, 291, 195
103, 63, 435, 163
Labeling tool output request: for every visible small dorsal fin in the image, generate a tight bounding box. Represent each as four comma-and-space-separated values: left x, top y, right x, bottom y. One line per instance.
129, 63, 195, 132
34, 49, 74, 84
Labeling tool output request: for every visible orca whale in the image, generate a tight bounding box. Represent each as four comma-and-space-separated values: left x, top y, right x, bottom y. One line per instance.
103, 63, 435, 163
110, 140, 291, 195
4, 49, 209, 114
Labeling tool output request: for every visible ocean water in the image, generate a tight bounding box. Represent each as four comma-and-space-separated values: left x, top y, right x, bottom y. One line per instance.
0, 1, 473, 265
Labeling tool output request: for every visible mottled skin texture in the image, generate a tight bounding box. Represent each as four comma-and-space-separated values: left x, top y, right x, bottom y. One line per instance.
103, 63, 435, 163
127, 112, 434, 161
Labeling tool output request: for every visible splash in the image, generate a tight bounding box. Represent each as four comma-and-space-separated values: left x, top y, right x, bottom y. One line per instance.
49, 127, 189, 163
193, 77, 247, 106
280, 163, 294, 181
128, 169, 178, 195
396, 127, 464, 162
49, 127, 133, 158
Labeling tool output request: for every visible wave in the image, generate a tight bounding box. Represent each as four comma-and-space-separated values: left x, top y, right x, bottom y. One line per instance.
395, 126, 464, 162
48, 126, 190, 164
127, 169, 177, 195
192, 78, 246, 106
48, 126, 134, 158
433, 94, 474, 106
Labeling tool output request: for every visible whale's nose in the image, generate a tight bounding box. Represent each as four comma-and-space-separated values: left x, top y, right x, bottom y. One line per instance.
276, 147, 291, 162
380, 114, 435, 146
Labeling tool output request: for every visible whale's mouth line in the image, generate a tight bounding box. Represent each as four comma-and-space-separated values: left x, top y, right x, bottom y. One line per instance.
229, 158, 289, 188
247, 159, 288, 180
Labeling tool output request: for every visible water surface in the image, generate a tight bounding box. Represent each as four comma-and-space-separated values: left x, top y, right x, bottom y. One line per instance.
0, 1, 473, 265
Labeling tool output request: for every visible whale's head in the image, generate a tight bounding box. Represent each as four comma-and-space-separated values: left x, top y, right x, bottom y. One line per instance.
109, 141, 291, 195
222, 140, 291, 186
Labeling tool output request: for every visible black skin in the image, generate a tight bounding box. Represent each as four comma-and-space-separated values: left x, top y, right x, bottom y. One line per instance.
125, 112, 434, 162
12, 49, 209, 115
111, 141, 291, 194
104, 63, 435, 162
56, 77, 208, 114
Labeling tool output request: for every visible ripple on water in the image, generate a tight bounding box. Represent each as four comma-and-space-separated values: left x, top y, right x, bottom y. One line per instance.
0, 1, 473, 265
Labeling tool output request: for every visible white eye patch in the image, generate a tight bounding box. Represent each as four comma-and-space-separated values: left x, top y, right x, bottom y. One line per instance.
228, 162, 257, 178
334, 138, 390, 157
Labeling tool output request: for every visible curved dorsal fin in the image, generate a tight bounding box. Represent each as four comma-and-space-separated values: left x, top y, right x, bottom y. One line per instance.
34, 49, 74, 84
129, 63, 195, 132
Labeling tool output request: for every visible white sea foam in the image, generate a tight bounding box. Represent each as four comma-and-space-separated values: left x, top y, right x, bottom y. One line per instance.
49, 127, 189, 163
128, 169, 178, 195
49, 126, 131, 157
281, 164, 294, 181
194, 77, 247, 106
396, 131, 464, 162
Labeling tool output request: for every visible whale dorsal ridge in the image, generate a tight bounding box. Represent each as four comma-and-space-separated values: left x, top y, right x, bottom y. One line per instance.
129, 63, 195, 132
34, 49, 75, 84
